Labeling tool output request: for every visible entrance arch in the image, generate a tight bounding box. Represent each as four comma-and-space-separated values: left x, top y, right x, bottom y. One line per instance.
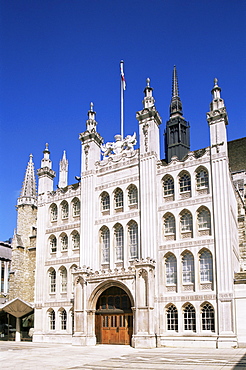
95, 286, 133, 345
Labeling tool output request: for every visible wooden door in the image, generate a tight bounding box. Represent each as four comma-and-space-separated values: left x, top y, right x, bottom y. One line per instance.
96, 313, 133, 344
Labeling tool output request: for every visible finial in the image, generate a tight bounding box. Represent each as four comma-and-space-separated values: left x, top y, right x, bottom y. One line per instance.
45, 143, 49, 151
146, 78, 150, 87
214, 78, 218, 86
29, 154, 33, 161
90, 102, 94, 112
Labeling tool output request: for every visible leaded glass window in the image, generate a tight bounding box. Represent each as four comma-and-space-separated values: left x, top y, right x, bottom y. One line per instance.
101, 228, 110, 263
182, 252, 194, 283
183, 304, 196, 331
201, 303, 215, 331
167, 305, 178, 331
165, 254, 177, 285
179, 173, 191, 193
129, 222, 138, 259
200, 250, 213, 282
163, 176, 174, 196
115, 224, 123, 261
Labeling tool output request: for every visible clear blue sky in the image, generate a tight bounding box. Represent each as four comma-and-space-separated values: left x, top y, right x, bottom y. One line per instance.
0, 0, 245, 241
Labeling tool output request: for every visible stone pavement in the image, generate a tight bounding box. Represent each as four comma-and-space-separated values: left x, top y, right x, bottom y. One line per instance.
0, 342, 246, 370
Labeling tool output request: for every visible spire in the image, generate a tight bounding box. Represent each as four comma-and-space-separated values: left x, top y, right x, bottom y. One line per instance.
18, 154, 37, 206
37, 143, 56, 193
86, 102, 97, 132
58, 150, 68, 188
170, 65, 183, 116
143, 78, 155, 109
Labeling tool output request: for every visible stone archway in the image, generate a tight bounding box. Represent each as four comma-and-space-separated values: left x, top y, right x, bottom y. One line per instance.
94, 285, 133, 345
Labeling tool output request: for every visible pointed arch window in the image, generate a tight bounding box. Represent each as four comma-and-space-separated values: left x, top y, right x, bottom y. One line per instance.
114, 188, 123, 209
163, 176, 174, 196
166, 305, 178, 331
72, 231, 80, 249
196, 168, 209, 189
165, 254, 177, 285
182, 252, 194, 284
201, 303, 215, 331
50, 236, 57, 253
200, 250, 213, 283
101, 192, 110, 212
72, 198, 80, 217
60, 309, 67, 330
49, 310, 55, 330
101, 227, 110, 263
114, 224, 124, 261
179, 173, 191, 193
180, 211, 193, 233
128, 185, 138, 206
164, 214, 176, 235
60, 268, 67, 293
49, 269, 56, 293
198, 208, 211, 230
61, 234, 68, 251
183, 304, 196, 331
128, 222, 138, 259
50, 204, 58, 222
61, 201, 69, 219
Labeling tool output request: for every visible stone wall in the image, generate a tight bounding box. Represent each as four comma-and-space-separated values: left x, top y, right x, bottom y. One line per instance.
9, 204, 37, 303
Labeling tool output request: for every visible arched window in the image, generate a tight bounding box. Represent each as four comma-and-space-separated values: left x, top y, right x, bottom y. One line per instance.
60, 309, 67, 330
163, 176, 174, 196
196, 168, 209, 189
71, 231, 80, 249
101, 227, 110, 263
182, 252, 194, 284
164, 213, 176, 235
50, 235, 57, 253
49, 269, 56, 293
200, 250, 213, 283
198, 208, 211, 230
101, 192, 110, 211
61, 201, 69, 219
180, 211, 193, 232
114, 188, 123, 209
166, 305, 178, 331
114, 224, 124, 261
179, 172, 191, 193
72, 198, 80, 217
60, 233, 68, 251
49, 309, 55, 330
183, 304, 196, 331
165, 254, 177, 285
60, 267, 67, 293
128, 185, 138, 206
201, 303, 215, 331
50, 204, 58, 222
128, 221, 138, 259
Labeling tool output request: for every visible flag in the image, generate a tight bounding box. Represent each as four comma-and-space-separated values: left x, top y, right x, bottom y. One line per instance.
120, 60, 126, 90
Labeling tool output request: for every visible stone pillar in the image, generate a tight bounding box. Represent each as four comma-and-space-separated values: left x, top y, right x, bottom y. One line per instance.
15, 317, 21, 342
132, 259, 156, 348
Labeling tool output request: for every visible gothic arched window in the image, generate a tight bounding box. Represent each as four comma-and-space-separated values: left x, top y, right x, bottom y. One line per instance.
60, 267, 67, 293
183, 303, 196, 331
164, 213, 176, 235
72, 198, 80, 217
165, 254, 177, 285
200, 250, 213, 283
166, 305, 178, 331
50, 235, 57, 253
71, 231, 80, 249
101, 192, 110, 212
60, 309, 67, 330
49, 309, 55, 330
180, 211, 193, 232
114, 224, 124, 261
179, 172, 191, 193
60, 233, 68, 251
163, 176, 174, 196
114, 188, 123, 209
198, 208, 211, 230
50, 204, 58, 222
182, 252, 194, 284
128, 185, 138, 206
196, 168, 209, 189
101, 227, 110, 263
201, 303, 215, 331
61, 201, 69, 219
128, 221, 138, 259
49, 269, 56, 293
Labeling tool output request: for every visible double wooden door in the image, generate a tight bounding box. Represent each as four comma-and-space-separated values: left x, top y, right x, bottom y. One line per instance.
95, 313, 133, 345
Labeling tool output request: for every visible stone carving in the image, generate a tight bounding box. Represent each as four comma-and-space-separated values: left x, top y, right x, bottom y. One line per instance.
101, 133, 137, 157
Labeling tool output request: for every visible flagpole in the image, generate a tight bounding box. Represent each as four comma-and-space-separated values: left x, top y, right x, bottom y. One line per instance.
120, 60, 125, 140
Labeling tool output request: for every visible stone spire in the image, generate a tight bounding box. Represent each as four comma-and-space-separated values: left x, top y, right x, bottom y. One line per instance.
17, 154, 37, 206
164, 66, 190, 162
58, 150, 68, 188
170, 65, 183, 116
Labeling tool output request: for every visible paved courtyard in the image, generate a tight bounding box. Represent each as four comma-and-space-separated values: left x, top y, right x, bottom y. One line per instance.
0, 342, 246, 370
